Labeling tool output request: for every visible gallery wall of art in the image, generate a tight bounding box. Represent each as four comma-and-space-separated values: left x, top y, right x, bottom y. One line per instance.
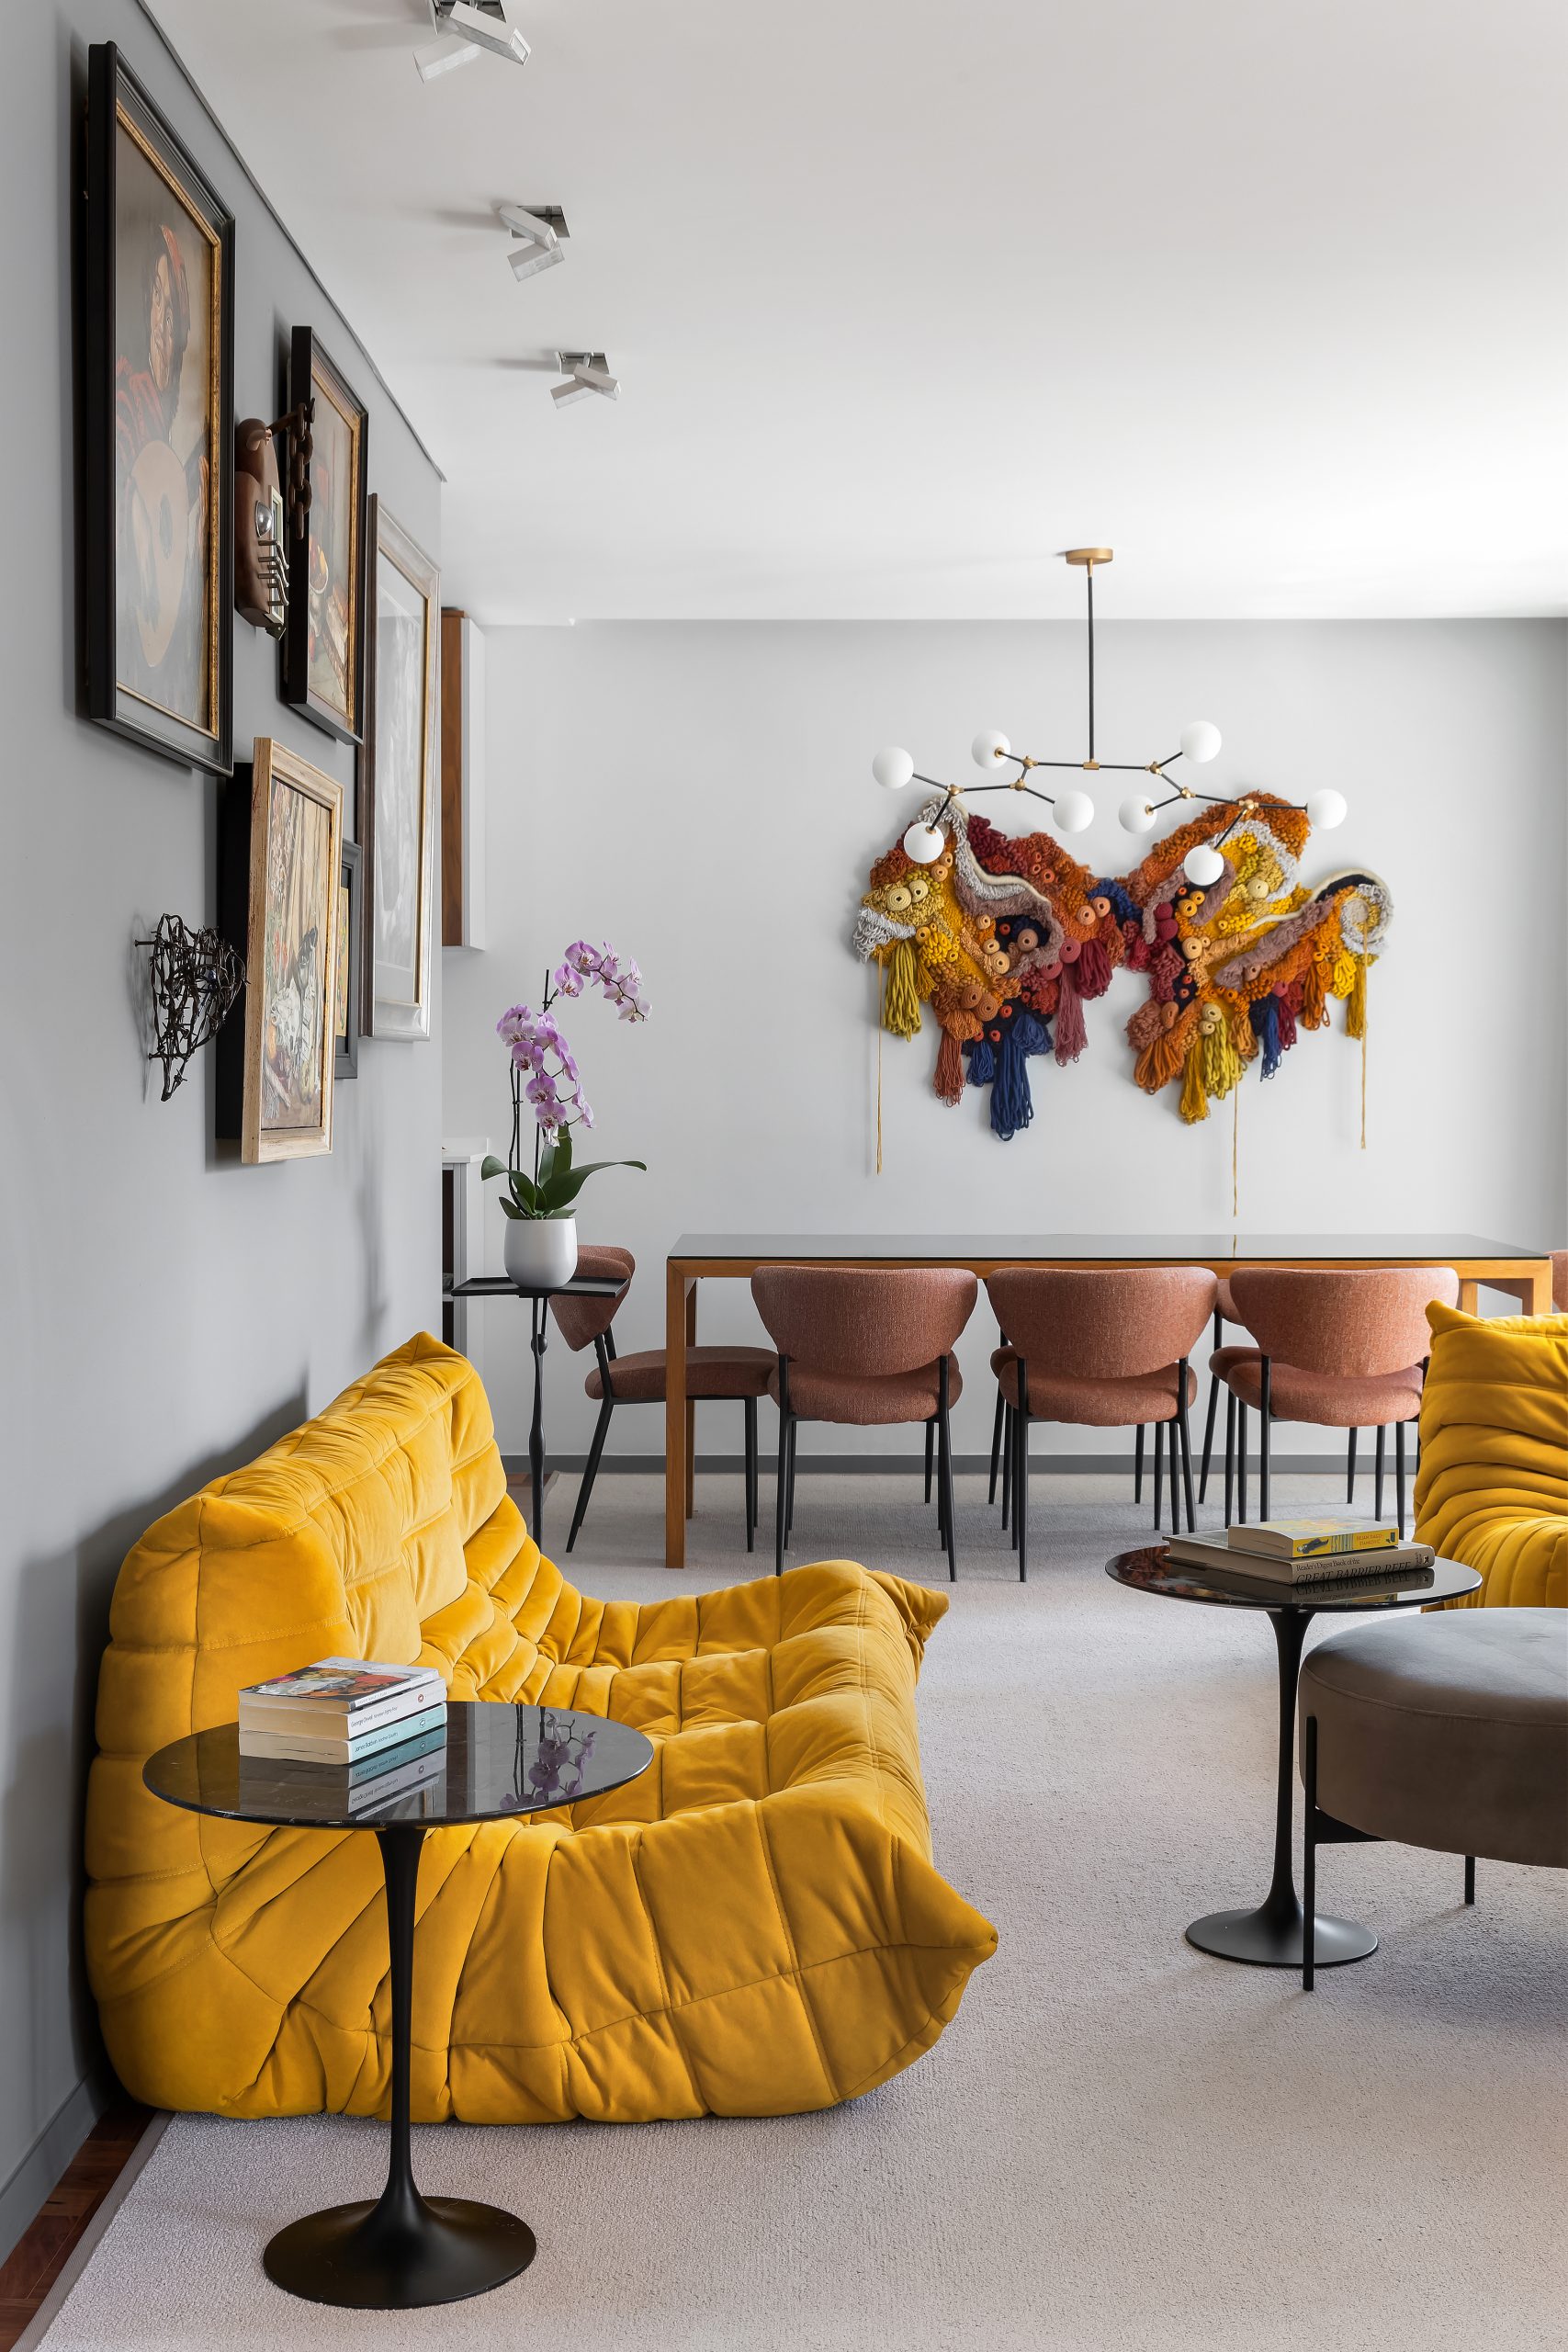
444, 616, 1567, 1467
0, 0, 443, 2256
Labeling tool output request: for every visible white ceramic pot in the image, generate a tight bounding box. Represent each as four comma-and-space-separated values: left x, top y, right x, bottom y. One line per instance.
503, 1215, 579, 1289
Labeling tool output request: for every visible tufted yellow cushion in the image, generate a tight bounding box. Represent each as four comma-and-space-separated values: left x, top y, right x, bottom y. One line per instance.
1415, 1305, 1568, 1610
85, 1335, 995, 2123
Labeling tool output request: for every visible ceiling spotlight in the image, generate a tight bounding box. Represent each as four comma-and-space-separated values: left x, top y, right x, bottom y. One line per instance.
415, 0, 529, 79
551, 353, 619, 408
498, 204, 568, 282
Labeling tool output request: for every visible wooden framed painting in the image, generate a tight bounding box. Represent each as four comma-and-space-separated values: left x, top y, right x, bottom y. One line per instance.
334, 837, 362, 1081
84, 44, 234, 776
362, 498, 438, 1041
282, 327, 368, 744
217, 739, 343, 1162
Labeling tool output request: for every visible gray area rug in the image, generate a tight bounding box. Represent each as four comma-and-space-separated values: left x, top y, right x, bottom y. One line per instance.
42, 1474, 1568, 2349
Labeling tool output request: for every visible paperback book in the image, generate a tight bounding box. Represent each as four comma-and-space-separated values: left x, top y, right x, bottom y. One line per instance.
238, 1701, 447, 1765
1228, 1517, 1399, 1559
238, 1657, 443, 1744
1167, 1532, 1436, 1587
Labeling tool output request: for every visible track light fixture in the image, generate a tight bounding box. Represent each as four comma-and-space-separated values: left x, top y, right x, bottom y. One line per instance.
414, 0, 529, 80
551, 353, 620, 408
871, 547, 1348, 883
497, 204, 569, 282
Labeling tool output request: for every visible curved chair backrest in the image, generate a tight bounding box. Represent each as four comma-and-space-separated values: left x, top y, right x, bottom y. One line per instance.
549, 1246, 635, 1351
750, 1266, 977, 1378
985, 1267, 1217, 1380
1228, 1265, 1460, 1377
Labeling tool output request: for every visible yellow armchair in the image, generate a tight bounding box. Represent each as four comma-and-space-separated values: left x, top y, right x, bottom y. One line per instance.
1415, 1303, 1568, 1609
85, 1336, 995, 2122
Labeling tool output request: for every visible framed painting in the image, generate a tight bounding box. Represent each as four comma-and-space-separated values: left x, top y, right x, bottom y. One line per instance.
217, 739, 343, 1162
334, 837, 362, 1080
282, 327, 368, 744
85, 44, 234, 776
362, 498, 438, 1041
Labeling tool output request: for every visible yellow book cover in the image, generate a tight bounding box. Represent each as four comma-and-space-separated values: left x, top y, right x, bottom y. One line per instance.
1229, 1517, 1399, 1559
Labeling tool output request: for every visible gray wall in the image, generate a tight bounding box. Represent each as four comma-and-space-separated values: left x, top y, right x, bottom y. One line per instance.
0, 4, 443, 2249
444, 618, 1567, 1464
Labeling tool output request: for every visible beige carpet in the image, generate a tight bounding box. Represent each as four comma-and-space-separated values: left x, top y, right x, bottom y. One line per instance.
40, 1475, 1568, 2350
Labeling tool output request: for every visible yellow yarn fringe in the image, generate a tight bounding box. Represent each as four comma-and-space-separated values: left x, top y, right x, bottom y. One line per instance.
1179, 1045, 1208, 1125
1345, 954, 1368, 1040
1201, 1017, 1242, 1102
884, 939, 922, 1039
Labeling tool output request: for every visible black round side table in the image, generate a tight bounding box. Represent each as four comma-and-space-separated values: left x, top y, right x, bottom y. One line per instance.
1106, 1545, 1481, 1970
144, 1700, 654, 2309
449, 1273, 626, 1547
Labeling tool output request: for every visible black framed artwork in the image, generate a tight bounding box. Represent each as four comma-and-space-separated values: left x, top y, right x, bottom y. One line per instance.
334, 836, 362, 1080
84, 44, 234, 776
282, 327, 368, 745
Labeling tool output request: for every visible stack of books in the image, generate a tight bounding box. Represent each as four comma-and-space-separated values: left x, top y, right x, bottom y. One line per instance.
238, 1658, 448, 1812
1165, 1517, 1436, 1589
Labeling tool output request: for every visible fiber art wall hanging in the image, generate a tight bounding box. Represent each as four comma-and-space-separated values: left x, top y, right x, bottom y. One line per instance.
852, 793, 1391, 1147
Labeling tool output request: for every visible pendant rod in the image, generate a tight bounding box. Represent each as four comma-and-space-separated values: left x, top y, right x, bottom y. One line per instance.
1086, 563, 1096, 764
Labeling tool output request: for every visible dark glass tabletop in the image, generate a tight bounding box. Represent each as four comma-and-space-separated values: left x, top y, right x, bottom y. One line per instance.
670, 1232, 1543, 1263
145, 1701, 655, 1831
1106, 1545, 1482, 1612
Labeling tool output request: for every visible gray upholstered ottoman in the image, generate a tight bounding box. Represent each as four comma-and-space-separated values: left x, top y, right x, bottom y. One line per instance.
1298, 1608, 1568, 1988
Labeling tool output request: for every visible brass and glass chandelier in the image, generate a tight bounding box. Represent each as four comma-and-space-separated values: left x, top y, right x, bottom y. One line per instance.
871, 548, 1346, 887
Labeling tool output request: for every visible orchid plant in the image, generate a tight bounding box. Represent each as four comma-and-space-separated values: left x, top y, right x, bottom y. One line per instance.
481, 942, 649, 1221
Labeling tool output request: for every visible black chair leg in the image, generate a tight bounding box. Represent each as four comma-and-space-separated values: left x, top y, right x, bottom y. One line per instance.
743, 1396, 758, 1553
1374, 1425, 1386, 1523
1303, 1714, 1318, 1993
1464, 1855, 1475, 1906
773, 1414, 790, 1577
1006, 1401, 1020, 1533
1258, 1357, 1271, 1525
1236, 1402, 1248, 1522
785, 1417, 798, 1545
937, 1358, 957, 1582
1198, 1306, 1223, 1502
1176, 1361, 1196, 1532
1346, 1426, 1357, 1503
1394, 1418, 1406, 1538
924, 1418, 935, 1507
1015, 1361, 1030, 1582
1223, 1387, 1235, 1526
1153, 1420, 1164, 1532
566, 1393, 615, 1554
987, 1389, 1005, 1507
1134, 1423, 1145, 1505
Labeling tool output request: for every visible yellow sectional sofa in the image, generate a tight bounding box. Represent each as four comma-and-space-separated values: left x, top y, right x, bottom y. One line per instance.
1415, 1303, 1568, 1609
85, 1335, 995, 2123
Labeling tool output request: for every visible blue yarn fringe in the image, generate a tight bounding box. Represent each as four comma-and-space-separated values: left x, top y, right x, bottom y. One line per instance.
1248, 994, 1282, 1079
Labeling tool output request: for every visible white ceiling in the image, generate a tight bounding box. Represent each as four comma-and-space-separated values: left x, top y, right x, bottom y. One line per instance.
147, 0, 1568, 621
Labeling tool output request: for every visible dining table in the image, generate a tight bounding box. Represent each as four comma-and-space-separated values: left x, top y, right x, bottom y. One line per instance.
660, 1233, 1552, 1566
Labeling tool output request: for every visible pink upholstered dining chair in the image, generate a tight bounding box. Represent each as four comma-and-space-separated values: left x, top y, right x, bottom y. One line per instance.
1220, 1266, 1461, 1534
550, 1248, 774, 1553
985, 1268, 1217, 1580
750, 1266, 977, 1580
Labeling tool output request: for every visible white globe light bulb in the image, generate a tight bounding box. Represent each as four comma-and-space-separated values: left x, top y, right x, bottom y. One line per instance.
872, 745, 914, 792
902, 820, 945, 865
1118, 793, 1157, 834
1053, 789, 1095, 835
1180, 720, 1222, 766
971, 729, 1011, 771
1305, 787, 1347, 831
1184, 842, 1226, 888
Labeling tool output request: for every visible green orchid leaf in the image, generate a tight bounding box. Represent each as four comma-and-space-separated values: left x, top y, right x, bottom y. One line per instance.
479, 1154, 510, 1182
543, 1159, 648, 1212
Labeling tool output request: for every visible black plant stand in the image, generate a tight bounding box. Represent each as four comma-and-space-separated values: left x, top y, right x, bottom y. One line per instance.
451, 1274, 625, 1549
144, 1702, 655, 2309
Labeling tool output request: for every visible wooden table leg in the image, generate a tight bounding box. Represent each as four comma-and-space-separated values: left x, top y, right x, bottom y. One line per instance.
684, 1284, 697, 1518
1457, 1278, 1480, 1315
665, 1266, 691, 1566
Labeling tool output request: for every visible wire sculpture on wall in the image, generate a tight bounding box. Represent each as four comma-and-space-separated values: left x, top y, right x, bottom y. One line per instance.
138, 913, 245, 1101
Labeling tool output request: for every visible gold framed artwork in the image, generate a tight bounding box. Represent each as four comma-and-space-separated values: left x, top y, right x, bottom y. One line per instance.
282, 328, 368, 744
85, 44, 234, 775
217, 740, 343, 1162
362, 499, 438, 1042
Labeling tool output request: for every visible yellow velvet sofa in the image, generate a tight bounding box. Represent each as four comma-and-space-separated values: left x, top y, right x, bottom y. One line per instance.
85, 1335, 995, 2123
1415, 1303, 1568, 1609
